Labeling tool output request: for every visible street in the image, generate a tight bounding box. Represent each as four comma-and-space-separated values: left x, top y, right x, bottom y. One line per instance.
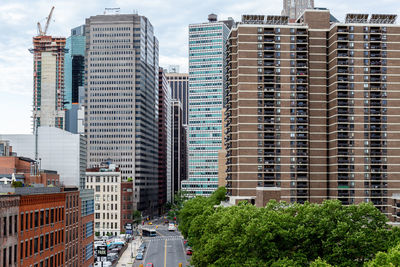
133, 224, 189, 267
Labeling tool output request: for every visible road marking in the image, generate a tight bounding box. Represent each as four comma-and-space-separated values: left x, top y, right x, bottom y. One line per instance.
143, 240, 151, 264
156, 229, 165, 236
164, 239, 167, 267
181, 238, 186, 260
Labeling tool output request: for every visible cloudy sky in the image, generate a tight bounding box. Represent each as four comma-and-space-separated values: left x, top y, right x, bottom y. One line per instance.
1, 0, 399, 134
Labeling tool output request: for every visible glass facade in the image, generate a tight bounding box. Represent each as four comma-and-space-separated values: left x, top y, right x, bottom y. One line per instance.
182, 19, 230, 196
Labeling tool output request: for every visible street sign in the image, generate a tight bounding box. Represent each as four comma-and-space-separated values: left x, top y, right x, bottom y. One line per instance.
125, 223, 132, 230
96, 246, 107, 257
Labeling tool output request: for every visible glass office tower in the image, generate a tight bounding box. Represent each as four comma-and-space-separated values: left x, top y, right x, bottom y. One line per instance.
182, 14, 233, 196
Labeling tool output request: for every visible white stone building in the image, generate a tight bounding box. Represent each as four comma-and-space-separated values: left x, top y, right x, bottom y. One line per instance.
85, 164, 121, 236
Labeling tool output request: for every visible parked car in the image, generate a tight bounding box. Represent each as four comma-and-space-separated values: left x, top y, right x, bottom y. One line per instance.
186, 248, 193, 255
137, 248, 145, 254
146, 263, 154, 267
136, 253, 144, 260
139, 243, 147, 249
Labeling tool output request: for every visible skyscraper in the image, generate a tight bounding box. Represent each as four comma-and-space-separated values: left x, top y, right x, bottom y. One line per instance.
171, 100, 187, 201
182, 14, 233, 196
282, 0, 314, 21
158, 67, 172, 206
65, 25, 85, 109
225, 11, 400, 219
165, 72, 189, 125
65, 25, 86, 134
30, 35, 66, 130
85, 13, 159, 214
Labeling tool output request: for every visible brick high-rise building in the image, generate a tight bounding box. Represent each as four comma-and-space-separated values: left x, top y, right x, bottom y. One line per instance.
85, 13, 159, 215
225, 11, 400, 219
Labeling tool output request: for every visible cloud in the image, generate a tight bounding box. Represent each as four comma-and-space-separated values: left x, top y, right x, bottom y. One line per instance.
1, 0, 400, 133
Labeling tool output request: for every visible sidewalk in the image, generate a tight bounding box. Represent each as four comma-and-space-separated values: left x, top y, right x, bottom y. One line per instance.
116, 238, 141, 267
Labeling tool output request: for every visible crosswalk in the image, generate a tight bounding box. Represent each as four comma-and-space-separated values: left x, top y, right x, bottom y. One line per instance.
147, 236, 183, 241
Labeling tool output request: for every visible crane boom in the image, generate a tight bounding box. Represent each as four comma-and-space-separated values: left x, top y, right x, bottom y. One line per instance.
37, 22, 43, 36
43, 6, 55, 35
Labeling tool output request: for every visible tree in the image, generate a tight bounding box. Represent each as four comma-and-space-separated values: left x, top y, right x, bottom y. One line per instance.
11, 181, 23, 187
132, 210, 142, 225
365, 244, 400, 267
179, 195, 392, 267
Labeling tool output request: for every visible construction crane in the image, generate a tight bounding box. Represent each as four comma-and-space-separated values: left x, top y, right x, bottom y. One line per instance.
37, 6, 55, 36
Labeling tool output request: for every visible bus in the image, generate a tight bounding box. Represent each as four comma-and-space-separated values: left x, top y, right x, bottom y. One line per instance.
142, 228, 157, 237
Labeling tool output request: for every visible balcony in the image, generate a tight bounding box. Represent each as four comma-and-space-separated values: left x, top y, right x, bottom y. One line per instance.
296, 133, 307, 139
370, 53, 382, 58
297, 37, 308, 43
296, 71, 308, 76
264, 69, 275, 75
338, 149, 349, 155
297, 78, 307, 83
370, 68, 381, 74
338, 60, 349, 65
338, 67, 348, 73
264, 38, 274, 42
337, 43, 348, 49
338, 108, 348, 114
297, 182, 308, 188
297, 85, 307, 91
264, 45, 275, 51
338, 133, 349, 139
338, 35, 348, 41
338, 124, 349, 131
338, 116, 349, 123
338, 76, 348, 82
264, 61, 274, 66
296, 53, 307, 59
338, 27, 348, 33
297, 190, 308, 196
370, 60, 382, 66
338, 52, 349, 57
297, 141, 308, 148
297, 62, 307, 68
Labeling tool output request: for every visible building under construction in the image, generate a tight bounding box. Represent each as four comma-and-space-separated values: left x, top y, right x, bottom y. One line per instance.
31, 7, 66, 130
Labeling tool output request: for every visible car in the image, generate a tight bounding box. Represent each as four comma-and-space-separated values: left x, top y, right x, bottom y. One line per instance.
168, 223, 176, 231
148, 222, 153, 225
137, 248, 144, 254
139, 243, 147, 249
136, 253, 144, 260
146, 263, 154, 267
186, 248, 193, 255
164, 220, 169, 224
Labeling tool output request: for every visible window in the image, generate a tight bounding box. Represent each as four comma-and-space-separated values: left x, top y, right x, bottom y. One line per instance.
34, 237, 38, 254
9, 216, 12, 234
40, 210, 44, 226
40, 235, 44, 251
96, 185, 100, 192
20, 213, 24, 232
45, 210, 49, 225
34, 211, 39, 228
30, 212, 33, 229
3, 217, 6, 237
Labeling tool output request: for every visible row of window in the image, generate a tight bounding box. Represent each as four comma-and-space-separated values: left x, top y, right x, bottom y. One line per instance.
20, 208, 64, 232
0, 215, 17, 238
21, 230, 64, 259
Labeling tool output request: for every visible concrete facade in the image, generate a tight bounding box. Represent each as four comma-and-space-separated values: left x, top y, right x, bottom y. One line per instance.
31, 36, 66, 130
85, 13, 159, 215
1, 126, 87, 189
